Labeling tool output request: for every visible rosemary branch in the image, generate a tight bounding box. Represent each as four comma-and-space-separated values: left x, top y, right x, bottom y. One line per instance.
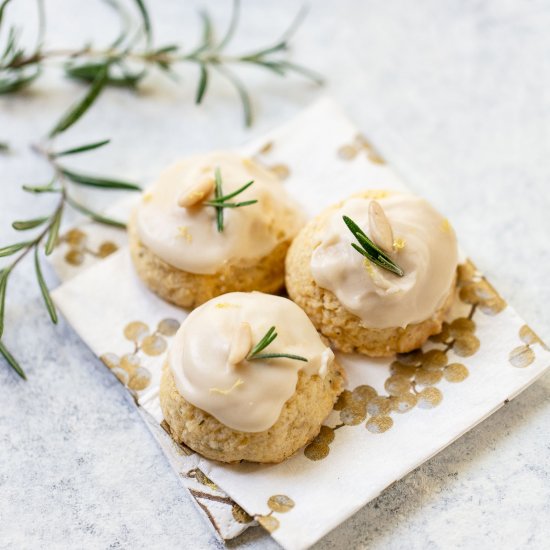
343, 215, 405, 277
204, 167, 257, 232
247, 326, 308, 362
0, 0, 322, 126
0, 137, 140, 379
0, 0, 321, 378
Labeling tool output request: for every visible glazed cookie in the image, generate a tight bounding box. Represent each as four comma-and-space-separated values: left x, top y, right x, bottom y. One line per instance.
129, 151, 304, 308
285, 191, 458, 357
160, 292, 344, 463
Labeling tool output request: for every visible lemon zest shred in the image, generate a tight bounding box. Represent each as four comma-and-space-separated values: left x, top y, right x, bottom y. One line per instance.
177, 226, 193, 243
215, 302, 238, 309
440, 219, 451, 233
209, 379, 244, 395
393, 238, 406, 251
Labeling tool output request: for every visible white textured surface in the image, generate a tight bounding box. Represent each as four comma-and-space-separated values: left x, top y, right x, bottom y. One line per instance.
0, 1, 549, 549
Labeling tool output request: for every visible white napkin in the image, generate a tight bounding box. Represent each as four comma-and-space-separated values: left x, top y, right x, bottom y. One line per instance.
51, 98, 550, 550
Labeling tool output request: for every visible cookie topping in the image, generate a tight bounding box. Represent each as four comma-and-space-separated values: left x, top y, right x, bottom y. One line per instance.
136, 151, 304, 274
168, 292, 334, 432
310, 191, 458, 329
210, 379, 244, 394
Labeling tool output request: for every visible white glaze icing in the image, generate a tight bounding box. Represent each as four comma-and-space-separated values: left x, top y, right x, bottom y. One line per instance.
310, 192, 458, 329
168, 292, 334, 433
136, 151, 303, 274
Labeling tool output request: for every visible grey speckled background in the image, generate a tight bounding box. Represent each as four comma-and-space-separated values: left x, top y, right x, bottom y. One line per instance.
1, 1, 549, 549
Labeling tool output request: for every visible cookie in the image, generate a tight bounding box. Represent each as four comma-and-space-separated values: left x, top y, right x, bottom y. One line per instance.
286, 190, 458, 356
130, 151, 303, 308
160, 292, 344, 463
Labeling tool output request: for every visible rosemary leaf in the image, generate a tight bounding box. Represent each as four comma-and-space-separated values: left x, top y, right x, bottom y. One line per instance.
36, 0, 45, 48
342, 214, 366, 238
12, 216, 49, 230
355, 232, 404, 277
66, 195, 126, 228
351, 242, 370, 259
249, 353, 308, 362
2, 25, 17, 58
217, 0, 240, 51
230, 199, 257, 207
0, 340, 26, 379
248, 60, 286, 76
240, 42, 287, 61
155, 60, 179, 82
65, 62, 144, 88
0, 69, 40, 95
64, 62, 105, 82
0, 0, 13, 27
213, 179, 254, 202
247, 326, 277, 357
351, 241, 404, 277
238, 5, 305, 61
154, 44, 179, 54
199, 11, 214, 51
343, 215, 404, 277
204, 199, 257, 208
278, 4, 308, 44
0, 269, 9, 338
0, 241, 32, 257
45, 205, 63, 256
61, 167, 141, 191
133, 0, 152, 45
22, 182, 59, 194
247, 326, 308, 363
49, 64, 108, 137
214, 167, 224, 232
277, 61, 324, 85
377, 255, 404, 276
214, 64, 252, 126
104, 0, 132, 49
195, 63, 208, 104
34, 246, 58, 324
53, 139, 111, 157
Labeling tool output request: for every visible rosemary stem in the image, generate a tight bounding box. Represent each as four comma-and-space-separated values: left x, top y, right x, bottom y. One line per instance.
3, 49, 217, 69
3, 47, 307, 76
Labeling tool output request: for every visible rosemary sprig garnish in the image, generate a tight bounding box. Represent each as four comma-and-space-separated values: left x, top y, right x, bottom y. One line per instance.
247, 326, 308, 362
1, 136, 140, 379
204, 167, 257, 232
0, 0, 322, 126
342, 215, 404, 277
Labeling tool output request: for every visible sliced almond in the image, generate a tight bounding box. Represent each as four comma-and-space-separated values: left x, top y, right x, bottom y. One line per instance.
368, 200, 393, 252
228, 322, 252, 365
177, 177, 215, 208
